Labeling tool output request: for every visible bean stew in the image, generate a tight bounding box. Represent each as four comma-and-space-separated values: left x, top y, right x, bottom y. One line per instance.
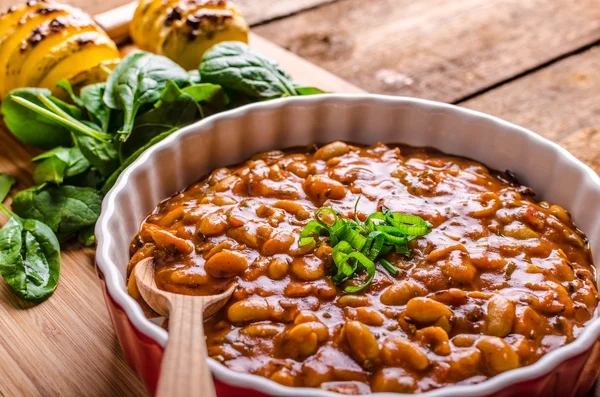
127, 142, 599, 394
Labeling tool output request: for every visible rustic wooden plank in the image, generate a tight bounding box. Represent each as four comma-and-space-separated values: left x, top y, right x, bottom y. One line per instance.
0, 130, 148, 396
0, 8, 360, 397
461, 46, 600, 144
0, 0, 337, 26
254, 0, 600, 102
236, 0, 338, 26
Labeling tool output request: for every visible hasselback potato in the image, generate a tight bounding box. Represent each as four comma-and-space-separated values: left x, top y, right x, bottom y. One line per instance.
131, 0, 249, 70
0, 0, 120, 98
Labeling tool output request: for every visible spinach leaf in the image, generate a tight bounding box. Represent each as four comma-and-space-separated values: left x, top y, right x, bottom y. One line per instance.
77, 225, 95, 247
187, 70, 201, 85
102, 127, 177, 194
120, 81, 202, 160
80, 83, 111, 132
32, 147, 90, 185
0, 205, 60, 303
1, 88, 72, 148
56, 79, 84, 107
199, 42, 297, 99
49, 96, 83, 120
74, 134, 119, 177
103, 51, 188, 141
0, 174, 16, 202
295, 86, 326, 95
65, 167, 105, 189
12, 184, 103, 241
182, 83, 228, 107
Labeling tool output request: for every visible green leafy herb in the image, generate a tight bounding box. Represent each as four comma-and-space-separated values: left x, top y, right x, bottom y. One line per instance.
295, 86, 327, 96
9, 94, 111, 143
187, 70, 201, 85
12, 184, 103, 241
299, 199, 432, 292
103, 51, 188, 140
102, 127, 178, 194
200, 42, 297, 99
119, 80, 202, 160
77, 225, 95, 247
1, 88, 73, 148
0, 174, 16, 202
32, 147, 90, 185
80, 83, 111, 132
73, 133, 119, 177
0, 204, 60, 302
56, 79, 84, 107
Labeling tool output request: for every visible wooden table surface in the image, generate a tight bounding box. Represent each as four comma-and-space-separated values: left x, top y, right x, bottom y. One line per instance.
1, 0, 600, 396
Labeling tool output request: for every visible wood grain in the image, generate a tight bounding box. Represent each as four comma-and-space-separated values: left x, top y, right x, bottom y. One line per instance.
0, 10, 359, 397
461, 46, 600, 150
0, 0, 337, 26
254, 0, 600, 102
0, 129, 146, 397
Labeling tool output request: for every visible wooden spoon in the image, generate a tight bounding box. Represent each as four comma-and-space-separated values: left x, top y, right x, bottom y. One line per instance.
135, 257, 235, 397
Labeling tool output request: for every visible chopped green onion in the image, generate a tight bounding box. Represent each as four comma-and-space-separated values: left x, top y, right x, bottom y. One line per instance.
298, 197, 432, 293
379, 258, 399, 275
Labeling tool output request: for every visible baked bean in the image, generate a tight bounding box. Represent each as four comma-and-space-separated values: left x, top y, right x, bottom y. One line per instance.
149, 228, 193, 254
371, 368, 417, 393
451, 334, 476, 348
427, 244, 468, 262
337, 295, 370, 308
447, 349, 481, 379
303, 175, 347, 204
289, 239, 316, 256
550, 204, 570, 223
415, 326, 450, 356
204, 250, 248, 278
287, 161, 310, 178
503, 223, 540, 240
440, 250, 477, 283
345, 321, 380, 364
198, 212, 227, 236
355, 308, 384, 326
469, 192, 501, 218
294, 312, 318, 324
273, 200, 311, 220
485, 295, 515, 337
513, 307, 550, 336
270, 370, 296, 386
268, 258, 289, 280
314, 141, 350, 161
380, 281, 426, 306
405, 297, 453, 323
240, 323, 281, 337
216, 175, 239, 192
381, 336, 430, 370
261, 232, 295, 256
291, 256, 325, 281
227, 226, 259, 249
284, 321, 329, 357
476, 336, 519, 374
227, 299, 270, 323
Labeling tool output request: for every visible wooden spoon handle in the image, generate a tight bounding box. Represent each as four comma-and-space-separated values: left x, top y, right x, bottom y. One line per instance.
156, 294, 215, 397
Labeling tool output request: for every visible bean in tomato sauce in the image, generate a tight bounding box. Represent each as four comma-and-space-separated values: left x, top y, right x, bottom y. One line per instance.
128, 142, 598, 394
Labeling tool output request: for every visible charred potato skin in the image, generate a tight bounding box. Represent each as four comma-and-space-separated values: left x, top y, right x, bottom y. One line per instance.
131, 0, 249, 70
0, 1, 119, 98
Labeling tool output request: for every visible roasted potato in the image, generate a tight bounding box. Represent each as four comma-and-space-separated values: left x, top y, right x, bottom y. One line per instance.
131, 0, 249, 70
0, 0, 120, 98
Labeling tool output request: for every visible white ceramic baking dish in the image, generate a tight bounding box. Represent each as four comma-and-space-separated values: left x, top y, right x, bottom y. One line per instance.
95, 94, 600, 397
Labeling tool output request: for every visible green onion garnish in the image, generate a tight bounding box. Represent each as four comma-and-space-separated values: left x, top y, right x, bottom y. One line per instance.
298, 198, 432, 293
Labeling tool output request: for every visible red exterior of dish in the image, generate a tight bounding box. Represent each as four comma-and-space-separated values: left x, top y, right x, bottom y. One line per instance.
97, 265, 600, 397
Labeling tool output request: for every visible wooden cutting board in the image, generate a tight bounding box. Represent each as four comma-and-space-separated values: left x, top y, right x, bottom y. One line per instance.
0, 4, 361, 396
